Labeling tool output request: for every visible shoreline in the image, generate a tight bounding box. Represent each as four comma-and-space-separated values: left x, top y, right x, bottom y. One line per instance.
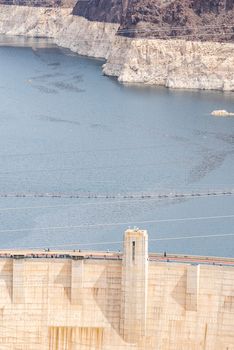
0, 4, 233, 91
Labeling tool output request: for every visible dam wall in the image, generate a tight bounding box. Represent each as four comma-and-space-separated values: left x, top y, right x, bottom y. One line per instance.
0, 229, 233, 349
0, 4, 234, 91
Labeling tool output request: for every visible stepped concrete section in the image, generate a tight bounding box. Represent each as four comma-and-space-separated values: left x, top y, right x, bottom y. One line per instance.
0, 229, 233, 349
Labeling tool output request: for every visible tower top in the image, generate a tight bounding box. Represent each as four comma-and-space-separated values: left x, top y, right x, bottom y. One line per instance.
123, 228, 148, 264
124, 228, 148, 239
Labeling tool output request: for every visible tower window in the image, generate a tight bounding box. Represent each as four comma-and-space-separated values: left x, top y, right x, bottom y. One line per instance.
132, 241, 135, 262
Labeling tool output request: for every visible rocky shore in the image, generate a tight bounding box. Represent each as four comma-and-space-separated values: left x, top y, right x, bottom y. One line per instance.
0, 3, 233, 91
103, 36, 234, 90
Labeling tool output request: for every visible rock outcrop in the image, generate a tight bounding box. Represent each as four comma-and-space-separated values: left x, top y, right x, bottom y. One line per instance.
0, 0, 76, 7
1, 0, 234, 42
73, 0, 234, 42
73, 0, 123, 23
211, 109, 234, 116
0, 5, 119, 58
103, 37, 234, 90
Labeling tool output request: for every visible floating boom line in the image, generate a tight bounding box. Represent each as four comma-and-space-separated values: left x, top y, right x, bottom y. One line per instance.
0, 189, 233, 200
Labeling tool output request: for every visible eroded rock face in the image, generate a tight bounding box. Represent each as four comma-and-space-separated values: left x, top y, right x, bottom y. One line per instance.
190, 0, 234, 15
73, 0, 234, 42
103, 37, 234, 90
73, 0, 123, 23
0, 0, 76, 7
1, 0, 234, 41
123, 0, 234, 41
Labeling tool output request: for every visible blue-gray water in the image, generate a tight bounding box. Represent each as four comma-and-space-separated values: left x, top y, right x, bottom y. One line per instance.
0, 37, 233, 256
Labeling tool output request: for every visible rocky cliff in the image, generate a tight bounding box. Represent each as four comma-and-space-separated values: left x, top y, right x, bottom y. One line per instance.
103, 36, 234, 90
74, 0, 234, 42
0, 0, 76, 7
0, 1, 233, 91
2, 0, 233, 42
73, 0, 123, 23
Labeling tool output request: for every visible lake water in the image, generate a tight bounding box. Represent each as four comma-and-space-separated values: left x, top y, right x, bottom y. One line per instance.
0, 37, 234, 257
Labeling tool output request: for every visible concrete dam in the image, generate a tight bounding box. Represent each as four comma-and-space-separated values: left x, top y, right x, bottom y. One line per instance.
0, 229, 233, 349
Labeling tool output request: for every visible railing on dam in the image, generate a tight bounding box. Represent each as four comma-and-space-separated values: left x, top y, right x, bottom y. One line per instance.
0, 249, 233, 267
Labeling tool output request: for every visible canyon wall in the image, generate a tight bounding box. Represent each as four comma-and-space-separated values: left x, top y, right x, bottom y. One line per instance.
73, 0, 234, 42
0, 229, 233, 349
0, 3, 233, 90
0, 0, 76, 7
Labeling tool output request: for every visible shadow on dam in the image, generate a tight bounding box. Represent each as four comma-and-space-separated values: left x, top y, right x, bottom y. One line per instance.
49, 326, 104, 350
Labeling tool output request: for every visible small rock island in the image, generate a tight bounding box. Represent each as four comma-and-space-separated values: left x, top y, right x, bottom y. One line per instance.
211, 110, 234, 117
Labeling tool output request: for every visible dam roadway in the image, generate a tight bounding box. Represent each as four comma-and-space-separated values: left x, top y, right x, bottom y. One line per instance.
0, 249, 234, 266
0, 229, 233, 349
